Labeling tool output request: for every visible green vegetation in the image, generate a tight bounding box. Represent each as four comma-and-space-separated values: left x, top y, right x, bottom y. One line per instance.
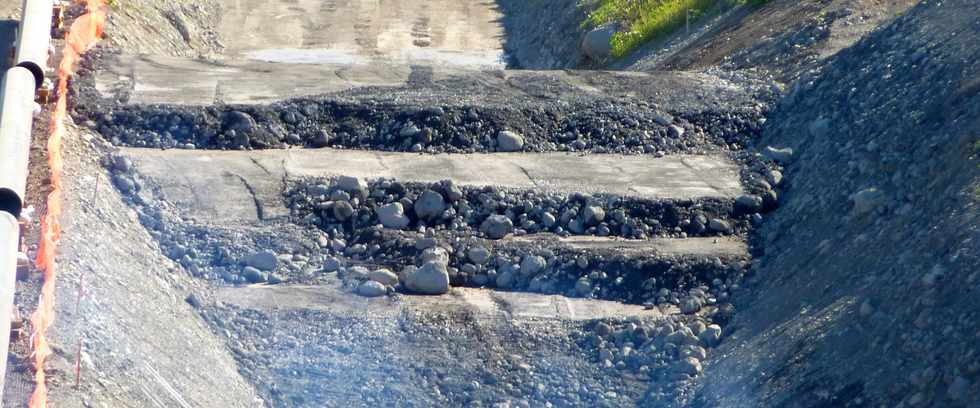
584, 0, 769, 58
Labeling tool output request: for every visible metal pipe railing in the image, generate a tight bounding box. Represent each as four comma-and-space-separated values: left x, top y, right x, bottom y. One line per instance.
0, 0, 56, 397
14, 0, 54, 89
0, 67, 36, 218
0, 212, 18, 393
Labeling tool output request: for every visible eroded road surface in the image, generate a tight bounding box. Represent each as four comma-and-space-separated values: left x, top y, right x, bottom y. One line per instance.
73, 0, 769, 405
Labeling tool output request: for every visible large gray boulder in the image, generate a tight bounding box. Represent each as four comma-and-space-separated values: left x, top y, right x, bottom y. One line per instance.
497, 130, 525, 152
336, 176, 367, 195
244, 251, 278, 271
582, 23, 617, 60
520, 255, 546, 277
404, 262, 450, 295
480, 215, 514, 239
414, 190, 446, 220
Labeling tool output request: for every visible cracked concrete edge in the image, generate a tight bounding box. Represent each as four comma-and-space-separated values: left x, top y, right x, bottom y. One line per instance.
121, 147, 743, 224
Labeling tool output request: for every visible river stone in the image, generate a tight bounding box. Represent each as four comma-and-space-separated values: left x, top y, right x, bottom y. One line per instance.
520, 255, 547, 277
698, 324, 722, 347
377, 202, 410, 229
336, 176, 367, 195
323, 257, 343, 272
852, 188, 885, 216
468, 246, 491, 265
421, 247, 450, 265
580, 205, 606, 227
241, 266, 265, 283
497, 130, 525, 152
764, 146, 795, 164
244, 251, 278, 271
332, 200, 355, 220
405, 262, 450, 295
368, 269, 399, 286
735, 194, 763, 214
582, 23, 616, 59
223, 111, 257, 135
496, 269, 515, 289
414, 190, 446, 220
674, 357, 703, 376
481, 215, 514, 239
708, 218, 732, 235
357, 280, 387, 297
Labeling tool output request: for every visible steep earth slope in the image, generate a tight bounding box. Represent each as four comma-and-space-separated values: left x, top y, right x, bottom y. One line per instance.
694, 1, 980, 406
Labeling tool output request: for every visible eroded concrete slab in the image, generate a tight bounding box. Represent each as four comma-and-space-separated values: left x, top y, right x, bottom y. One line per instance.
217, 283, 670, 322
95, 54, 414, 105
508, 234, 748, 257
122, 147, 743, 223
92, 52, 764, 107
218, 0, 506, 68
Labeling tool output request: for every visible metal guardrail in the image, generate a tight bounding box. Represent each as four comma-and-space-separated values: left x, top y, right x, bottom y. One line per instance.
14, 0, 54, 88
0, 67, 36, 218
0, 212, 18, 393
0, 0, 54, 398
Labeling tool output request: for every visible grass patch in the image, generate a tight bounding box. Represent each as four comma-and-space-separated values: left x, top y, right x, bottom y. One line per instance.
584, 0, 769, 58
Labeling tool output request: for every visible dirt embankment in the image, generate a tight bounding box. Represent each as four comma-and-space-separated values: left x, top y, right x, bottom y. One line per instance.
102, 0, 222, 57
4, 123, 259, 407
695, 1, 980, 406
496, 0, 590, 69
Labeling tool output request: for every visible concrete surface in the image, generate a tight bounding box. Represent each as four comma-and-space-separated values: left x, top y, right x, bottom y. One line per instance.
218, 0, 505, 68
95, 54, 414, 105
92, 51, 761, 107
217, 282, 670, 321
508, 234, 747, 257
121, 147, 743, 223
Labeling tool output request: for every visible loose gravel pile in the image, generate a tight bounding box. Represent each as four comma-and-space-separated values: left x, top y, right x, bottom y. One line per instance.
285, 177, 749, 240
79, 100, 765, 155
